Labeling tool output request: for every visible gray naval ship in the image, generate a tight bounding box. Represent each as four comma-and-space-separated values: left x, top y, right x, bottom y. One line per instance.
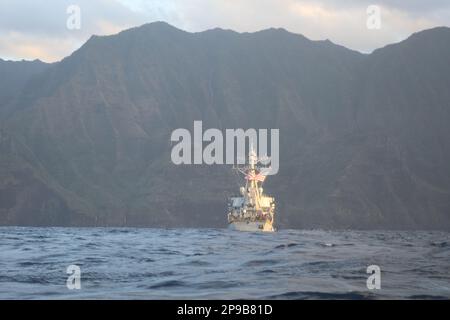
227, 148, 276, 232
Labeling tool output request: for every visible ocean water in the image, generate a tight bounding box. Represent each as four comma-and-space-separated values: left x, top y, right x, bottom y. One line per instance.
0, 227, 448, 299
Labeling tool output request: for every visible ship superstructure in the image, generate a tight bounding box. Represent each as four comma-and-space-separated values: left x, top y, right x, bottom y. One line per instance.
227, 147, 276, 232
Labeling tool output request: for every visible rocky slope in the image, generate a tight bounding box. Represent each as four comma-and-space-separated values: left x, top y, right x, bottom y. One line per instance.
1, 22, 449, 229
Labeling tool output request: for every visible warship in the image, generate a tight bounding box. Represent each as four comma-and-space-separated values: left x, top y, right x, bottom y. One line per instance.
227, 147, 276, 232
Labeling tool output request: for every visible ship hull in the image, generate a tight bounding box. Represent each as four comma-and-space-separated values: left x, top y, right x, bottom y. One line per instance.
228, 220, 275, 232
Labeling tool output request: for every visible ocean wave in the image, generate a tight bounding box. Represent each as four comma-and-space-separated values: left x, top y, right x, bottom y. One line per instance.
0, 228, 448, 299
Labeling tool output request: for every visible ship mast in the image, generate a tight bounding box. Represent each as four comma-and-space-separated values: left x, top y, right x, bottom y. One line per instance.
248, 143, 261, 210
233, 143, 266, 210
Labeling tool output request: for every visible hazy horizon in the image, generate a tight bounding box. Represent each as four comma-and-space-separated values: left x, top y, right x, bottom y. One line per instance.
1, 0, 450, 62
2, 22, 450, 64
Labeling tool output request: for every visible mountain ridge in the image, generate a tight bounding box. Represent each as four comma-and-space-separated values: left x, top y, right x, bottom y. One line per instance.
1, 23, 449, 229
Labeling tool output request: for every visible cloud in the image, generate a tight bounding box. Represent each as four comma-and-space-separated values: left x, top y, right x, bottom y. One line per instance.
0, 0, 148, 61
164, 0, 450, 53
0, 0, 449, 61
0, 32, 78, 61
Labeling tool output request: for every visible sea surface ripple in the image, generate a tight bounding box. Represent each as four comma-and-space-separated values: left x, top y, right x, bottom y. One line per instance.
0, 227, 449, 299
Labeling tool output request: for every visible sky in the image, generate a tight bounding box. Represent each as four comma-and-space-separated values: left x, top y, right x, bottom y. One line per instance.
0, 0, 449, 62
